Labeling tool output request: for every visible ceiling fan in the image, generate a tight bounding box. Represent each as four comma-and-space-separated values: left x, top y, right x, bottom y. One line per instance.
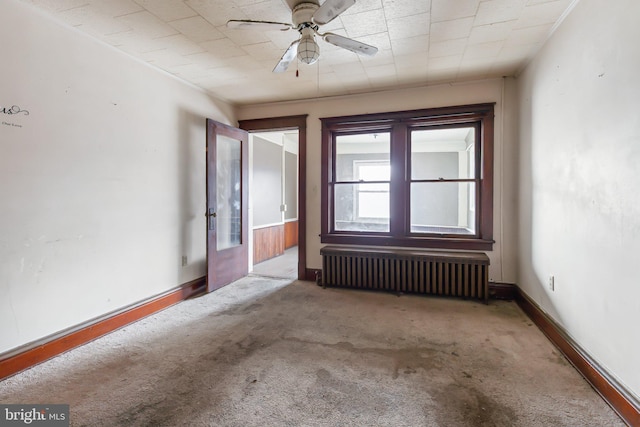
227, 0, 378, 73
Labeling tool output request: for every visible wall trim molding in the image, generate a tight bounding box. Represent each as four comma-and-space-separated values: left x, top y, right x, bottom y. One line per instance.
305, 268, 321, 283
0, 277, 206, 381
516, 289, 639, 426
488, 281, 517, 300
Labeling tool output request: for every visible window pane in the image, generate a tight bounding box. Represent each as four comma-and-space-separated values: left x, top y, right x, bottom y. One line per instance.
335, 183, 389, 232
358, 192, 389, 218
336, 132, 390, 181
216, 135, 242, 250
411, 127, 475, 180
410, 182, 476, 235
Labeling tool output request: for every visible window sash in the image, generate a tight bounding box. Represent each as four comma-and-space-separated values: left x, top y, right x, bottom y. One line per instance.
321, 103, 494, 251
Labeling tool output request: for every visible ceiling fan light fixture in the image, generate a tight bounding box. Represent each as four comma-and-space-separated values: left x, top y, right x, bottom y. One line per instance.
297, 28, 320, 65
227, 0, 375, 72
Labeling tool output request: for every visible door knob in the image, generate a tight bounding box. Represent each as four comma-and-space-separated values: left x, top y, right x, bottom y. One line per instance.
206, 209, 216, 231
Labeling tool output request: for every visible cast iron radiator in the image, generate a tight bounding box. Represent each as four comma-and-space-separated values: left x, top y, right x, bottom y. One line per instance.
320, 246, 490, 303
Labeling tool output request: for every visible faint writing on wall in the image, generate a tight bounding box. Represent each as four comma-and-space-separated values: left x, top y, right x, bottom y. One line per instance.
1, 104, 29, 128
1, 105, 30, 116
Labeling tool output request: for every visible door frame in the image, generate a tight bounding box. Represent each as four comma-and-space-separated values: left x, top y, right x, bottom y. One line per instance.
239, 115, 308, 281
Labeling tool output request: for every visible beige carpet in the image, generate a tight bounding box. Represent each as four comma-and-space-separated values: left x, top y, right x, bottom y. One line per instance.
0, 276, 624, 426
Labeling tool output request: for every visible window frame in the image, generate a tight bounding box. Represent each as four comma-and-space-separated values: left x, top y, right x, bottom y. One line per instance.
320, 103, 495, 251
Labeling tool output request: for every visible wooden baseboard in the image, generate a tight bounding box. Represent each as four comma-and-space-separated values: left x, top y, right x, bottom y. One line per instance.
488, 282, 517, 300
516, 289, 639, 426
305, 268, 321, 283
0, 277, 206, 381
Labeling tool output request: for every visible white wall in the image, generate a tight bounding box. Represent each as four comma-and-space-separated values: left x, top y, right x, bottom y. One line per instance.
517, 0, 640, 400
0, 0, 234, 354
238, 78, 519, 284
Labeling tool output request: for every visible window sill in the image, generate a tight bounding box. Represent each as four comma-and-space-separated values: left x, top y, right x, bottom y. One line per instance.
320, 234, 495, 251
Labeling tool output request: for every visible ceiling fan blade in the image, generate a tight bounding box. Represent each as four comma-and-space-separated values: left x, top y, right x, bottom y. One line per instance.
227, 20, 293, 31
312, 0, 356, 25
273, 40, 300, 73
322, 33, 378, 56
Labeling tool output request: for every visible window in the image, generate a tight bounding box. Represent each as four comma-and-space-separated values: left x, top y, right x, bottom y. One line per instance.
321, 103, 494, 250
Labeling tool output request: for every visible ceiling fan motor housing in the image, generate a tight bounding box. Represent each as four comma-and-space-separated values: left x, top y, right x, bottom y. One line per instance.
292, 2, 319, 28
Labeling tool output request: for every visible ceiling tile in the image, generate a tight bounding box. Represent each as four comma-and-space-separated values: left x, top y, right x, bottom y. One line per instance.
505, 23, 552, 46
24, 0, 91, 13
169, 16, 225, 43
221, 25, 272, 46
265, 28, 301, 49
58, 5, 133, 36
381, 0, 430, 20
200, 38, 247, 59
473, 0, 526, 26
182, 51, 228, 68
116, 11, 179, 38
526, 0, 572, 6
340, 9, 388, 38
468, 20, 516, 44
341, 0, 383, 16
171, 63, 218, 79
393, 55, 428, 83
316, 48, 361, 66
387, 13, 430, 40
463, 40, 503, 59
359, 32, 392, 52
91, 0, 144, 17
427, 54, 462, 71
430, 17, 474, 42
516, 0, 572, 28
390, 35, 429, 56
329, 61, 367, 77
426, 69, 458, 84
497, 43, 541, 64
431, 0, 480, 22
238, 0, 291, 24
185, 0, 243, 27
143, 49, 193, 68
153, 33, 205, 55
365, 63, 398, 80
429, 38, 467, 58
133, 0, 198, 22
359, 50, 396, 67
241, 41, 286, 61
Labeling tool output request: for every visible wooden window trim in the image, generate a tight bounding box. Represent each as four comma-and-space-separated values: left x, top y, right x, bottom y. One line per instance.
320, 103, 495, 251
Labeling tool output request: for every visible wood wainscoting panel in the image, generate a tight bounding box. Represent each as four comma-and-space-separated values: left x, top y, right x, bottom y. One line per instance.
253, 224, 284, 264
284, 220, 298, 249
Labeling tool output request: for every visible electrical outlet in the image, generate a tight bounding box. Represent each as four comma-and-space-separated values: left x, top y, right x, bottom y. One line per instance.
548, 275, 555, 291
181, 256, 187, 267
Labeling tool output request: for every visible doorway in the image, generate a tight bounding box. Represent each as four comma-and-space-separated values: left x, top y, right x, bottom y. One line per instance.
239, 115, 307, 281
249, 130, 299, 280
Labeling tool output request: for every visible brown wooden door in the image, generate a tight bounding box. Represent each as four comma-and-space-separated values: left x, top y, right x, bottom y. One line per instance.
206, 119, 249, 292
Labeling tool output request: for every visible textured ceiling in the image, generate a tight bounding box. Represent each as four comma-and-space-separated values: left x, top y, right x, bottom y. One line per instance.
22, 0, 576, 106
